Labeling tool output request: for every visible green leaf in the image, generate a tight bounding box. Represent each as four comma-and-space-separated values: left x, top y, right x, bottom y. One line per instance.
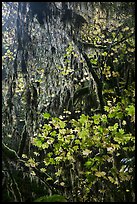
50, 130, 57, 137
47, 138, 54, 144
59, 120, 66, 129
90, 59, 97, 65
75, 139, 81, 145
46, 177, 53, 181
27, 158, 37, 167
113, 137, 123, 144
92, 114, 101, 124
125, 105, 135, 117
115, 112, 123, 119
42, 143, 49, 149
85, 160, 94, 168
102, 51, 107, 57
108, 112, 115, 118
79, 114, 88, 124
108, 176, 115, 183
97, 125, 103, 133
85, 161, 92, 167
101, 114, 108, 123
43, 124, 52, 131
95, 171, 106, 178
104, 106, 110, 112
55, 169, 62, 176
43, 112, 51, 119
40, 168, 47, 173
119, 128, 125, 135
113, 123, 118, 130
33, 138, 43, 148
60, 182, 65, 186
59, 129, 66, 135
83, 149, 92, 156
66, 152, 74, 161
78, 129, 89, 139
71, 119, 80, 127
122, 120, 126, 125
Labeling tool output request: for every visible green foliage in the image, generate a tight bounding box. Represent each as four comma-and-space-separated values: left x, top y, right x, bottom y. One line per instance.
31, 97, 135, 201
2, 1, 135, 203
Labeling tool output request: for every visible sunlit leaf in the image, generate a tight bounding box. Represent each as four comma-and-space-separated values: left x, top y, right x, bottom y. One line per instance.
43, 112, 51, 119
95, 171, 106, 178
83, 149, 92, 156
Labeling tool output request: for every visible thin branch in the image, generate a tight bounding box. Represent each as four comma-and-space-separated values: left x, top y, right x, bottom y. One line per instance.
2, 142, 69, 194
112, 33, 134, 48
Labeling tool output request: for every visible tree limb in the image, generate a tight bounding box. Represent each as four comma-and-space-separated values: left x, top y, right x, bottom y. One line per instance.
2, 142, 69, 194
81, 52, 105, 113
